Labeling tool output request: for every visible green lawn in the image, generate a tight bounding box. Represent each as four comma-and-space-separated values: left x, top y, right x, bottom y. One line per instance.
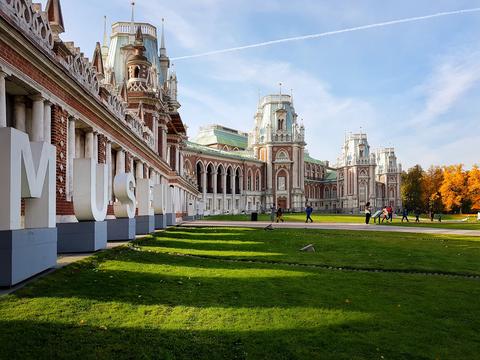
0, 227, 479, 359
204, 213, 480, 230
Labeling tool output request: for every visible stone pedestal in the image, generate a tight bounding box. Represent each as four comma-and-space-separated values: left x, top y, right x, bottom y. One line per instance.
136, 215, 155, 235
107, 218, 136, 242
155, 214, 167, 230
57, 221, 107, 253
0, 228, 57, 287
165, 213, 175, 226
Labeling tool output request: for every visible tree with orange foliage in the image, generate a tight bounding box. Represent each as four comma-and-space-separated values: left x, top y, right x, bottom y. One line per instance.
468, 165, 480, 212
421, 166, 444, 213
439, 165, 468, 213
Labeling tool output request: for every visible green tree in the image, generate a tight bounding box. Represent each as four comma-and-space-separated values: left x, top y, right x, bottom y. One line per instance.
401, 165, 424, 211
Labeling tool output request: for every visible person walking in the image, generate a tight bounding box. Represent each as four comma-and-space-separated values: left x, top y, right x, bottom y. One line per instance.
430, 210, 435, 222
401, 208, 409, 222
381, 207, 388, 223
305, 205, 314, 223
276, 206, 284, 223
270, 206, 276, 223
365, 202, 372, 224
387, 205, 393, 222
414, 208, 421, 223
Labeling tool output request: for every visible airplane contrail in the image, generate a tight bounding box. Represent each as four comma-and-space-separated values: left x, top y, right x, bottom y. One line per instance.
171, 7, 480, 61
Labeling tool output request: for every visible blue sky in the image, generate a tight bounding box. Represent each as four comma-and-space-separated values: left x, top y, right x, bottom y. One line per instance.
48, 0, 480, 168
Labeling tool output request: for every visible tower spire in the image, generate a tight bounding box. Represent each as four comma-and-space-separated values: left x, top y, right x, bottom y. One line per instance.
103, 15, 108, 47
159, 18, 170, 86
160, 18, 166, 55
279, 82, 282, 96
129, 1, 136, 43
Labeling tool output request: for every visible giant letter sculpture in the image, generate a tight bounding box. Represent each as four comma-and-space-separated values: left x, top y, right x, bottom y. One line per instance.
136, 178, 155, 234
153, 183, 167, 229
73, 158, 109, 221
0, 127, 56, 286
57, 158, 109, 253
107, 172, 137, 241
114, 172, 136, 219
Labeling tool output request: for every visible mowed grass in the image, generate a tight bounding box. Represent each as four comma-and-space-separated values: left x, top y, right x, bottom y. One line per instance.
204, 213, 480, 230
0, 227, 478, 359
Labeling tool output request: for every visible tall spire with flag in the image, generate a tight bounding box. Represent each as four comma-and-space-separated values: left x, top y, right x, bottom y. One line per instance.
129, 1, 136, 43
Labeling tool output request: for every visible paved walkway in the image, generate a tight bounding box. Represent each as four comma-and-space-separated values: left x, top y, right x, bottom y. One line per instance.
182, 220, 480, 237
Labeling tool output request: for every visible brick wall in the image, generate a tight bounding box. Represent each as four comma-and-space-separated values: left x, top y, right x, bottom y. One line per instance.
98, 134, 106, 164
51, 105, 74, 216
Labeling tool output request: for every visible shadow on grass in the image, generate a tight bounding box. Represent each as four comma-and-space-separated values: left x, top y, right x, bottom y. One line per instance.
0, 319, 395, 360
140, 238, 266, 253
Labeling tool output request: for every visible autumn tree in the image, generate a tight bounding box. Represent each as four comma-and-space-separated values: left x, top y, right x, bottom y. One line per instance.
439, 165, 468, 213
401, 165, 423, 211
468, 165, 480, 212
421, 166, 444, 213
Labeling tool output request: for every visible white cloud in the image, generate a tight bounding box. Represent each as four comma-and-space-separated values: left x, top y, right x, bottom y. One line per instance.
179, 54, 380, 163
410, 50, 480, 126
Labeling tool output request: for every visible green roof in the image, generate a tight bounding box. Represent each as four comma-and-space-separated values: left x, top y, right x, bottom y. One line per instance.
185, 141, 262, 162
324, 170, 337, 182
304, 152, 326, 165
194, 126, 248, 149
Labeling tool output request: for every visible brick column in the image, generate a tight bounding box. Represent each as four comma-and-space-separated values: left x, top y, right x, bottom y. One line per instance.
52, 105, 73, 216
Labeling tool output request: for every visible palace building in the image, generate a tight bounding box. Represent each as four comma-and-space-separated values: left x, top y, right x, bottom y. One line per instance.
0, 0, 402, 225
186, 94, 402, 215
0, 0, 402, 285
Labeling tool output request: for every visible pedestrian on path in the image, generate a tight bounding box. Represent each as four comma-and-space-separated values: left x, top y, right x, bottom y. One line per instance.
381, 207, 389, 223
401, 208, 409, 222
305, 205, 314, 223
270, 206, 276, 223
414, 208, 421, 223
387, 205, 393, 222
276, 207, 285, 223
365, 202, 372, 224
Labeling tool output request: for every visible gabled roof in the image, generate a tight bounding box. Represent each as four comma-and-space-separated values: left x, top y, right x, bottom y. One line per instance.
46, 0, 65, 33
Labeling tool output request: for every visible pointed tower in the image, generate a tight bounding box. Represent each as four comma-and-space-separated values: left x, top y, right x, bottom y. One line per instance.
101, 16, 109, 64
92, 42, 105, 82
168, 63, 177, 101
45, 0, 65, 40
159, 19, 170, 87
250, 91, 306, 211
126, 26, 152, 92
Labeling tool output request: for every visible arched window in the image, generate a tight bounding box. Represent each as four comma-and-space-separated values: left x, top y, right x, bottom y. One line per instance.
217, 165, 224, 193
134, 66, 140, 78
255, 170, 261, 191
206, 164, 214, 193
277, 170, 287, 191
196, 162, 204, 192
247, 170, 253, 191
